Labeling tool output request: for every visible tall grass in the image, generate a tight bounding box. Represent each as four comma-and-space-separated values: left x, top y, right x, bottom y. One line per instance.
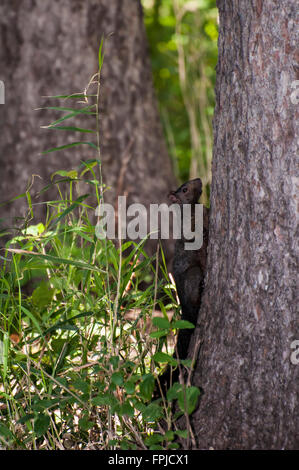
0, 42, 200, 450
142, 0, 218, 205
173, 0, 216, 205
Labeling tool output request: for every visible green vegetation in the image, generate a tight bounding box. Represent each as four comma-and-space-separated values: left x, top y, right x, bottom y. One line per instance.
0, 1, 219, 447
0, 41, 201, 449
142, 0, 218, 204
0, 180, 197, 449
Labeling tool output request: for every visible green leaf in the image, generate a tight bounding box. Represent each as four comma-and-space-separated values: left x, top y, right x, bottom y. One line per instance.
0, 192, 27, 208
149, 330, 168, 339
18, 413, 35, 424
50, 193, 89, 226
92, 396, 107, 406
153, 352, 177, 366
27, 311, 93, 344
166, 382, 182, 402
164, 430, 175, 441
120, 441, 130, 450
177, 386, 200, 415
152, 317, 171, 329
51, 169, 78, 179
92, 394, 118, 408
32, 281, 54, 309
124, 381, 135, 394
34, 413, 50, 438
42, 141, 98, 155
176, 429, 188, 439
142, 403, 163, 422
168, 443, 180, 449
72, 380, 89, 395
79, 417, 94, 431
78, 158, 101, 170
8, 249, 104, 274
32, 398, 61, 412
20, 306, 43, 335
111, 372, 124, 386
144, 433, 163, 446
119, 401, 135, 418
98, 37, 105, 71
38, 103, 95, 120
180, 359, 192, 368
172, 320, 195, 329
39, 106, 88, 112
109, 356, 120, 369
139, 374, 155, 401
0, 423, 14, 441
134, 402, 146, 414
45, 126, 96, 133
16, 223, 45, 237
108, 439, 118, 446
42, 93, 96, 100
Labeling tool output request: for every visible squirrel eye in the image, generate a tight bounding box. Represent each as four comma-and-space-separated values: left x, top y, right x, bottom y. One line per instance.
182, 187, 188, 193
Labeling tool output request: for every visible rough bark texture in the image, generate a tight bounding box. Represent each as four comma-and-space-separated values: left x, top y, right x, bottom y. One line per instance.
0, 0, 176, 261
188, 0, 299, 449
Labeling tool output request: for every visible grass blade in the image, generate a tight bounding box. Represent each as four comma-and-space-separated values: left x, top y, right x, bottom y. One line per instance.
43, 126, 96, 133
41, 105, 96, 127
37, 105, 95, 113
98, 37, 105, 72
42, 141, 98, 155
50, 194, 89, 226
6, 249, 105, 273
20, 306, 43, 335
42, 94, 96, 99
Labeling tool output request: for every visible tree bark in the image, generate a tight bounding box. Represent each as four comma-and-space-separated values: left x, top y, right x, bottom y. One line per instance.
188, 0, 299, 449
0, 0, 176, 260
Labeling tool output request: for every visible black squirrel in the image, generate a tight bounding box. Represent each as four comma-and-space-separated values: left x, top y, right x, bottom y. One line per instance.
155, 178, 209, 396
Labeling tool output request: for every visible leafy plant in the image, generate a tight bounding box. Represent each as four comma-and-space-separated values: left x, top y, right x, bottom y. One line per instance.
0, 40, 200, 450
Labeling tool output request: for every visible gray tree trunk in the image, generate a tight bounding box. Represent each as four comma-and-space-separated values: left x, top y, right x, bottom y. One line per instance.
187, 0, 299, 449
0, 0, 176, 260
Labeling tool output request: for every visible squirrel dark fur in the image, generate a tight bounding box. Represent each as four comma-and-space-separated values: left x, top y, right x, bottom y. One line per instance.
169, 178, 209, 360
155, 178, 209, 396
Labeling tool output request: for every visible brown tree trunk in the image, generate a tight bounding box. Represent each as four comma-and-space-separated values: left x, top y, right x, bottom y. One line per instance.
0, 0, 176, 260
187, 0, 299, 449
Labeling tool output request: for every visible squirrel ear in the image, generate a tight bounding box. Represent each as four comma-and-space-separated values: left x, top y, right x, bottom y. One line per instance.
168, 192, 178, 203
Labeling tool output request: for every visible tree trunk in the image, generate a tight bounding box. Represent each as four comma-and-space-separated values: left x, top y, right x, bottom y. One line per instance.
188, 0, 298, 449
0, 0, 176, 260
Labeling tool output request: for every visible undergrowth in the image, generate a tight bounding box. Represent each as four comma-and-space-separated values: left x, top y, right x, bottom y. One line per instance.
0, 41, 200, 450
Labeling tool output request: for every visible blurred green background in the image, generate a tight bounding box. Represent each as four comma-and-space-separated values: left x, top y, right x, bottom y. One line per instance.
142, 0, 218, 204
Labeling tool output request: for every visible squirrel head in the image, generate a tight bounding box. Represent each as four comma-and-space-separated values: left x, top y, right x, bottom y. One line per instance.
168, 178, 202, 205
